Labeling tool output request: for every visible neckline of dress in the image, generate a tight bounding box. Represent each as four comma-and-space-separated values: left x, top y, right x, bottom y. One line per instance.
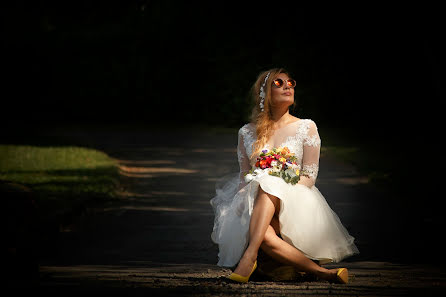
272, 119, 302, 131
246, 119, 304, 133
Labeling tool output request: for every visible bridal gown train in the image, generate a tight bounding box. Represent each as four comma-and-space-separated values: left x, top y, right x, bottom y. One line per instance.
210, 119, 359, 267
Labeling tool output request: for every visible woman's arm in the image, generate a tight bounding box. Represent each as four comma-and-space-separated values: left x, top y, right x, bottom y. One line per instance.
298, 120, 321, 188
236, 127, 252, 192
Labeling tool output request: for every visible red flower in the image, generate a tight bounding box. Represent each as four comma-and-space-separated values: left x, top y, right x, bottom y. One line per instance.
266, 157, 273, 166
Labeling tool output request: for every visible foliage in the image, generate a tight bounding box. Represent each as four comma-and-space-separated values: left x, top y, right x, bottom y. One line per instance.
0, 145, 120, 216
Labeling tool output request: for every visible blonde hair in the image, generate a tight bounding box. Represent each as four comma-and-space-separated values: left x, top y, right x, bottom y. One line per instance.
247, 68, 297, 162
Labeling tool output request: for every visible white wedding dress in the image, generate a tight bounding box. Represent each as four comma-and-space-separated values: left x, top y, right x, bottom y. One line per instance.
210, 119, 359, 267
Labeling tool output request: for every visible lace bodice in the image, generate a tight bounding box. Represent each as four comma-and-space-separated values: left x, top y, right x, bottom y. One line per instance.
237, 119, 321, 190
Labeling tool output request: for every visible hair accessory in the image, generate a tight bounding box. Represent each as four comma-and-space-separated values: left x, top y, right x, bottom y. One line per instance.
259, 72, 270, 112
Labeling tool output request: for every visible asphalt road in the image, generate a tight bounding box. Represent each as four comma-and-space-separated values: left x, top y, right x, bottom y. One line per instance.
7, 123, 445, 296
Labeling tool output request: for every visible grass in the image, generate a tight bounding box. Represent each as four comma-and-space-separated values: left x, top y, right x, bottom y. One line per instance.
319, 128, 398, 190
0, 145, 120, 217
321, 145, 392, 183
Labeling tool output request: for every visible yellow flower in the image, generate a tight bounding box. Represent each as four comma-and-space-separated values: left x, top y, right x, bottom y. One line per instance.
295, 169, 300, 176
279, 157, 286, 163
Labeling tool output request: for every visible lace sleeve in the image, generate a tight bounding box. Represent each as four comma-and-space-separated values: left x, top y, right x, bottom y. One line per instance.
237, 126, 252, 191
298, 120, 321, 188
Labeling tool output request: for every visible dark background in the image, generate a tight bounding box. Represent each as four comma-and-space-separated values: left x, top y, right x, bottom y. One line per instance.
2, 2, 444, 197
2, 3, 446, 290
3, 2, 443, 125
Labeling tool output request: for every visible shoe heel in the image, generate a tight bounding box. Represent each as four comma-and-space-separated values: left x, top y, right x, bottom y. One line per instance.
336, 268, 348, 284
227, 260, 257, 283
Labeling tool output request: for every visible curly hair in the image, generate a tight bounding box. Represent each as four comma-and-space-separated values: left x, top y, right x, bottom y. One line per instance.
247, 68, 297, 163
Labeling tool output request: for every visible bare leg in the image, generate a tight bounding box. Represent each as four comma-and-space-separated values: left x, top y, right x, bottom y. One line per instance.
260, 224, 338, 281
233, 187, 339, 281
232, 187, 280, 276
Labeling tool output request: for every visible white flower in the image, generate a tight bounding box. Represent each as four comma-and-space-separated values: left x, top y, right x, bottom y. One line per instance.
272, 166, 281, 173
271, 160, 278, 167
254, 168, 263, 175
285, 168, 297, 177
244, 173, 254, 183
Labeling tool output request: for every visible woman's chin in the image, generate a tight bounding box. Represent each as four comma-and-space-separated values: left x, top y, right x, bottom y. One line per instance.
273, 99, 294, 107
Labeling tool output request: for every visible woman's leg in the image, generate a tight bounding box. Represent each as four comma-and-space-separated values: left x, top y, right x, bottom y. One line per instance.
260, 223, 338, 280
232, 187, 279, 276
233, 186, 338, 281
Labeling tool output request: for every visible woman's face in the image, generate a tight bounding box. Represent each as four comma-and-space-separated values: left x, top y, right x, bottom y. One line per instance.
270, 73, 294, 108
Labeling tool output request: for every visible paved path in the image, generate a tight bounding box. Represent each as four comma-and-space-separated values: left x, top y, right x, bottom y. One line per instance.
27, 123, 445, 296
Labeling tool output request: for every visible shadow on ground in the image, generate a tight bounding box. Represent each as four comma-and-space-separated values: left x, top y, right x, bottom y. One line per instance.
3, 122, 446, 296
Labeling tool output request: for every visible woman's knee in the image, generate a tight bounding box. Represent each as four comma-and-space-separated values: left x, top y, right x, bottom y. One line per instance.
270, 215, 280, 234
258, 187, 280, 210
261, 225, 278, 249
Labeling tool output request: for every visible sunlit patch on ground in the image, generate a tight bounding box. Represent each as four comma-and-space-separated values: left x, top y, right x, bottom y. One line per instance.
38, 262, 446, 296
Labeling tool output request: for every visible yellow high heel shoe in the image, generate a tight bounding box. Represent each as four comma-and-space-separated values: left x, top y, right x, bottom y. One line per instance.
336, 268, 349, 284
227, 260, 257, 283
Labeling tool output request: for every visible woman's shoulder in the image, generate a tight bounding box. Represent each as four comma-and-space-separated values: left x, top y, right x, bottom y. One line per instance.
239, 122, 255, 132
238, 122, 255, 139
298, 118, 318, 129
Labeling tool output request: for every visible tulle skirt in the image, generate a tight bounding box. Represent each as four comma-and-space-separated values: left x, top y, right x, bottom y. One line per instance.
210, 171, 359, 267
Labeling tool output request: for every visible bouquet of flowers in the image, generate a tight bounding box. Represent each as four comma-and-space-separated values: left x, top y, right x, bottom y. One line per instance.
244, 146, 305, 185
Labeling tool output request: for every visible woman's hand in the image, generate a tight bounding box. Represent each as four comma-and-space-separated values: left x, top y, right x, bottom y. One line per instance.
297, 176, 314, 188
